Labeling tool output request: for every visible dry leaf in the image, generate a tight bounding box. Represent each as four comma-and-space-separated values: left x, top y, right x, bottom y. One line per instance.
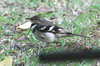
0, 56, 12, 66
17, 22, 32, 29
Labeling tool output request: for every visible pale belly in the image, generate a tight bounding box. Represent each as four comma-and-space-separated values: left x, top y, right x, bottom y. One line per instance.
33, 31, 56, 42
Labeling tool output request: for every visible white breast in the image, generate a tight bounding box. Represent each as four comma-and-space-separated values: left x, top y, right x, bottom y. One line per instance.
33, 30, 56, 42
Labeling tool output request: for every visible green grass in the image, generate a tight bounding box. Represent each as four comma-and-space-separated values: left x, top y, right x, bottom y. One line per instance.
0, 0, 100, 66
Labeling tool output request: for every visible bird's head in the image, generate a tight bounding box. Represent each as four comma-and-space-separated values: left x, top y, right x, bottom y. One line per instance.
26, 15, 41, 22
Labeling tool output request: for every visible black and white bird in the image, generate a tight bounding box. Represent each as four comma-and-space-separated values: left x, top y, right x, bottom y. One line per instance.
26, 15, 87, 42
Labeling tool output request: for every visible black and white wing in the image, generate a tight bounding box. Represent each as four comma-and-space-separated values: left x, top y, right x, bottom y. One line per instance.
36, 25, 65, 33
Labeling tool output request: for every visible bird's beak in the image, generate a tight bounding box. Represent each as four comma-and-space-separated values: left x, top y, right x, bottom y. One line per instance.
25, 18, 31, 20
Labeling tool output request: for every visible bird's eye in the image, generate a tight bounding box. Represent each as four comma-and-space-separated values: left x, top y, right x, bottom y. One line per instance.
34, 18, 39, 20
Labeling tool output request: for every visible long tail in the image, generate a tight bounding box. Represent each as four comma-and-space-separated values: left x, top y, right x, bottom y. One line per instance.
64, 32, 89, 38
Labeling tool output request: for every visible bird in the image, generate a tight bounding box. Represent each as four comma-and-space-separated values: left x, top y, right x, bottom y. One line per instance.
26, 15, 87, 42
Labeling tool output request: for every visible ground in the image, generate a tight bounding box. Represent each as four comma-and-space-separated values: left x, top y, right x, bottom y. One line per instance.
0, 0, 100, 66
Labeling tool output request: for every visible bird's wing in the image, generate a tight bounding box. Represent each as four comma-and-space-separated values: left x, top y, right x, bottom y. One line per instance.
36, 25, 65, 33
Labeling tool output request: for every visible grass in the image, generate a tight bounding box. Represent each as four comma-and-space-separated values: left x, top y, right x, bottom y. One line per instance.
0, 0, 100, 66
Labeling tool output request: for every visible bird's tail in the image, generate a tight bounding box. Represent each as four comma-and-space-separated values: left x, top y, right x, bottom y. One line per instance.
64, 32, 89, 38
